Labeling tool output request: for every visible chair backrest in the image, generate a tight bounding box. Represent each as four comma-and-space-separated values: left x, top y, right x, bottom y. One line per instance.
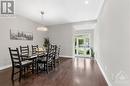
32, 45, 38, 55
53, 45, 57, 58
20, 45, 29, 55
20, 45, 29, 60
9, 48, 21, 67
47, 45, 57, 61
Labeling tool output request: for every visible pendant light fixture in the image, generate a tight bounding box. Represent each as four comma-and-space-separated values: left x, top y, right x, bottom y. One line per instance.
36, 11, 48, 32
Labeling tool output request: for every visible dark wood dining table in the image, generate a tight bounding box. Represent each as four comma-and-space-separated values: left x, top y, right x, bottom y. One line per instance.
20, 49, 47, 73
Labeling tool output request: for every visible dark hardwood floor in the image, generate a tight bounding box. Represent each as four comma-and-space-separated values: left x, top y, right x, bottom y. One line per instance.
0, 58, 108, 86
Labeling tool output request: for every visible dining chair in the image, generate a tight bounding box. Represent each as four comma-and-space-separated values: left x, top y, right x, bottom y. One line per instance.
50, 45, 57, 68
9, 48, 33, 81
20, 45, 29, 61
32, 45, 38, 55
37, 44, 54, 73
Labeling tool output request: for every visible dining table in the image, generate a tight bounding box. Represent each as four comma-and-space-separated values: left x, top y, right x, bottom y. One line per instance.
20, 47, 47, 73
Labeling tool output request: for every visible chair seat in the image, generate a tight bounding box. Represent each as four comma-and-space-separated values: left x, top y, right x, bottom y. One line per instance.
15, 60, 32, 66
21, 60, 32, 65
29, 55, 37, 59
31, 55, 37, 58
14, 60, 32, 68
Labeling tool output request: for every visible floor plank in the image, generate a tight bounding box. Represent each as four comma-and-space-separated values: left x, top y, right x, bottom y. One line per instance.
0, 58, 108, 86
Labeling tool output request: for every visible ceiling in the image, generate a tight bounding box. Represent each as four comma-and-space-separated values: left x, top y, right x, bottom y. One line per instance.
15, 0, 103, 26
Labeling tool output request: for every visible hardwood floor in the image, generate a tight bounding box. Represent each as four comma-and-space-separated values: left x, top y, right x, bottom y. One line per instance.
0, 58, 108, 86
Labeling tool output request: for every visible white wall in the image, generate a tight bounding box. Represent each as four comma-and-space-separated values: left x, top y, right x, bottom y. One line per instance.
47, 21, 96, 57
0, 15, 47, 70
47, 24, 74, 57
95, 0, 130, 86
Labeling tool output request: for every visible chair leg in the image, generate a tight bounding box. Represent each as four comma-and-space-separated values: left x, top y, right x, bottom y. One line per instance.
11, 67, 14, 81
19, 67, 22, 81
51, 62, 53, 70
24, 67, 26, 75
46, 64, 48, 74
58, 58, 60, 64
44, 63, 46, 71
32, 63, 34, 73
36, 62, 39, 74
54, 59, 56, 68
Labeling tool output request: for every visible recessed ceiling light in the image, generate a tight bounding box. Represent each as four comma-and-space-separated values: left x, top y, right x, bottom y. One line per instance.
85, 1, 89, 4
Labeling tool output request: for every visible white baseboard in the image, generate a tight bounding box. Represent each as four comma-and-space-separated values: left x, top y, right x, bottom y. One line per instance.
0, 64, 12, 71
59, 55, 74, 58
96, 58, 112, 86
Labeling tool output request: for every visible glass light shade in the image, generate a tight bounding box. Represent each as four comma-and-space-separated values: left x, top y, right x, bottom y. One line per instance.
37, 27, 48, 31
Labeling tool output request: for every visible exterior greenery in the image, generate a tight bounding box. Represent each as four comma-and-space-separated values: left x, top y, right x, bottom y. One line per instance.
75, 34, 94, 57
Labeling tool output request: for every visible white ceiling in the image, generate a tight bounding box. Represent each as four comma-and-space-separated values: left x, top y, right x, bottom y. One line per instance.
15, 0, 103, 26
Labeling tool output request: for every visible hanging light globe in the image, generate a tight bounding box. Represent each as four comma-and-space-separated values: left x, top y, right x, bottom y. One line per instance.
36, 11, 48, 32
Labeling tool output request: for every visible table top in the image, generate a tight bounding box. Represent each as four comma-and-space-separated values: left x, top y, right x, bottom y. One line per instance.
36, 48, 46, 52
20, 50, 47, 60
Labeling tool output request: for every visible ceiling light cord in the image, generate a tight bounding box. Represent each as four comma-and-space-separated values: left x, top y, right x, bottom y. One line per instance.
41, 11, 44, 22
